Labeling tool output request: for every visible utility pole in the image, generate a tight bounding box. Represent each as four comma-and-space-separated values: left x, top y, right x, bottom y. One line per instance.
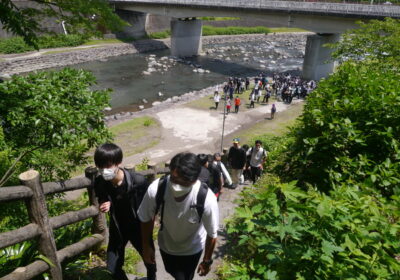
220, 93, 227, 152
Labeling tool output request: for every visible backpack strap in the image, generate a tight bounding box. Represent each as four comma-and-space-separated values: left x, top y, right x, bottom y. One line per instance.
190, 183, 208, 223
155, 176, 167, 230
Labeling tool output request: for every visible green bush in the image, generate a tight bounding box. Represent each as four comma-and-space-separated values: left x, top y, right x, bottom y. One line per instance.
221, 178, 400, 280
281, 61, 400, 196
0, 34, 88, 54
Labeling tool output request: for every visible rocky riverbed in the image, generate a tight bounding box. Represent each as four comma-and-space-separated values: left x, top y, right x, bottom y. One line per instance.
0, 33, 311, 76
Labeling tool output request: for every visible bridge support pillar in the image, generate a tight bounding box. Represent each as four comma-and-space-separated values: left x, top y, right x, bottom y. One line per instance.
302, 33, 340, 80
171, 18, 202, 57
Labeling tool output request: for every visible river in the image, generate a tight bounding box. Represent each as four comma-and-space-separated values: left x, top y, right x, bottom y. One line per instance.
70, 34, 306, 114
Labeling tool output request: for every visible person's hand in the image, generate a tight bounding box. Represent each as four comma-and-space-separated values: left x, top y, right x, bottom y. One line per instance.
259, 164, 264, 170
143, 246, 156, 264
99, 201, 111, 213
197, 261, 211, 276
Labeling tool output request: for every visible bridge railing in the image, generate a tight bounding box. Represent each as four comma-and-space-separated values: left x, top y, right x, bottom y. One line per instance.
0, 165, 169, 280
112, 0, 400, 16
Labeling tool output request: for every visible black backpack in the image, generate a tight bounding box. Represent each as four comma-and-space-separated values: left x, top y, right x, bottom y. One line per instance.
155, 176, 209, 230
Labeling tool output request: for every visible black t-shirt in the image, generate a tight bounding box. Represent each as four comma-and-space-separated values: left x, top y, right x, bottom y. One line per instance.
109, 176, 135, 234
208, 164, 222, 194
198, 166, 210, 186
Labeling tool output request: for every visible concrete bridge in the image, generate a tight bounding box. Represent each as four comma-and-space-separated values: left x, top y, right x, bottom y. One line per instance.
110, 0, 400, 79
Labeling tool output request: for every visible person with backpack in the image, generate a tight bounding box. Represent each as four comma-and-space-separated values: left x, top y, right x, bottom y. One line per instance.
247, 140, 267, 184
139, 152, 219, 280
94, 143, 157, 280
212, 153, 232, 188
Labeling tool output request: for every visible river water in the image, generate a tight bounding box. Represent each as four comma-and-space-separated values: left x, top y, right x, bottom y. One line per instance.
71, 36, 306, 114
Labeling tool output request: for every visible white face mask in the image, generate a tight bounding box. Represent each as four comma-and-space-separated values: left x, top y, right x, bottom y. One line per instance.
170, 182, 193, 198
100, 167, 118, 181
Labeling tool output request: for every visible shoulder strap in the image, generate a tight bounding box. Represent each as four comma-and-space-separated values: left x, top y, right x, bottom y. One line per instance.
156, 176, 167, 230
192, 183, 208, 222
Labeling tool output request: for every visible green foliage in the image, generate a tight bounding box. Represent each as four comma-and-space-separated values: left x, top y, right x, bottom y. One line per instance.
146, 30, 171, 39
200, 17, 240, 21
135, 157, 150, 171
330, 18, 400, 66
282, 61, 400, 196
278, 19, 400, 196
202, 26, 270, 36
0, 0, 127, 48
0, 194, 94, 278
221, 178, 400, 280
0, 67, 112, 182
146, 26, 270, 39
0, 34, 88, 54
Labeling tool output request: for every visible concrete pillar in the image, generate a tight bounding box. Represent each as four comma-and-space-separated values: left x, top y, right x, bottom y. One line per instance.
115, 9, 149, 39
171, 18, 202, 57
302, 33, 340, 81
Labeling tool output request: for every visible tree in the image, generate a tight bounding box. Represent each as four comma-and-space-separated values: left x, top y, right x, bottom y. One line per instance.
0, 68, 112, 185
330, 18, 400, 66
279, 19, 400, 196
0, 0, 127, 47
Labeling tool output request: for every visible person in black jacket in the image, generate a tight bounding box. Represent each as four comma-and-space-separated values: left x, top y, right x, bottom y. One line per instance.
94, 143, 156, 280
227, 138, 246, 189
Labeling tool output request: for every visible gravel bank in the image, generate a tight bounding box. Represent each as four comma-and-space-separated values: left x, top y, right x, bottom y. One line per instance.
0, 32, 312, 76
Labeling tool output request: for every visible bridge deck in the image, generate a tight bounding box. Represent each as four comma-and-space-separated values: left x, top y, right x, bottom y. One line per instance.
111, 0, 400, 18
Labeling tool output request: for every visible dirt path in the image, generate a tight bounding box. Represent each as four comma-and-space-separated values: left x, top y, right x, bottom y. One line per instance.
128, 98, 304, 280
122, 98, 303, 167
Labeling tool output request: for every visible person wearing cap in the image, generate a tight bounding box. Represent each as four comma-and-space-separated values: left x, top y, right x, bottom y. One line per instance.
228, 138, 246, 189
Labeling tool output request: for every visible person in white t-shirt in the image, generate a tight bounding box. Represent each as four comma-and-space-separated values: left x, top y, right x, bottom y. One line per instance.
213, 91, 220, 110
247, 140, 267, 184
138, 153, 219, 280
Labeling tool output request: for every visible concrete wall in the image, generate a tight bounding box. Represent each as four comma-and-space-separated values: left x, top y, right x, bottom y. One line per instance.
0, 1, 64, 38
146, 14, 171, 33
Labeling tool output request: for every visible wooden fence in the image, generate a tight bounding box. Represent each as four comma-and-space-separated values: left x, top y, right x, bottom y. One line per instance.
0, 164, 169, 280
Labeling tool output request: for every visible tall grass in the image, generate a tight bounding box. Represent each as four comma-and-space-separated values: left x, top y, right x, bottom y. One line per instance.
202, 25, 270, 36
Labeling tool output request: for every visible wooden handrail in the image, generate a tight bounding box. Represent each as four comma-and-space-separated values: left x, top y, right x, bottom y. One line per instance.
0, 223, 40, 250
49, 206, 99, 230
0, 165, 170, 280
0, 186, 33, 202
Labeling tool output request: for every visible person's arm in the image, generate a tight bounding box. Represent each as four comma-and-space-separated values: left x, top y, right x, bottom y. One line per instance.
141, 218, 156, 264
197, 235, 217, 276
218, 173, 224, 194
137, 179, 159, 264
94, 177, 111, 212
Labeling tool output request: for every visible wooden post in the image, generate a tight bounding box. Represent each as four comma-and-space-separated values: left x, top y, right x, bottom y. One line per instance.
19, 170, 62, 280
124, 164, 135, 173
85, 167, 108, 246
147, 162, 157, 182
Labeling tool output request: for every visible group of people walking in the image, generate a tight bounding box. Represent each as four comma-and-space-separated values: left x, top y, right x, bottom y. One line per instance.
213, 72, 315, 118
93, 139, 267, 280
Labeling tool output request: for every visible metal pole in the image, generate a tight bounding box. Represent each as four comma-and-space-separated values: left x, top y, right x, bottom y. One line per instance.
220, 93, 227, 152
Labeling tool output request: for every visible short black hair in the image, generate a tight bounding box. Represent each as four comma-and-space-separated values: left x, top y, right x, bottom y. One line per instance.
213, 153, 221, 160
242, 144, 249, 151
94, 143, 123, 168
197, 154, 208, 166
170, 153, 201, 182
255, 140, 262, 145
